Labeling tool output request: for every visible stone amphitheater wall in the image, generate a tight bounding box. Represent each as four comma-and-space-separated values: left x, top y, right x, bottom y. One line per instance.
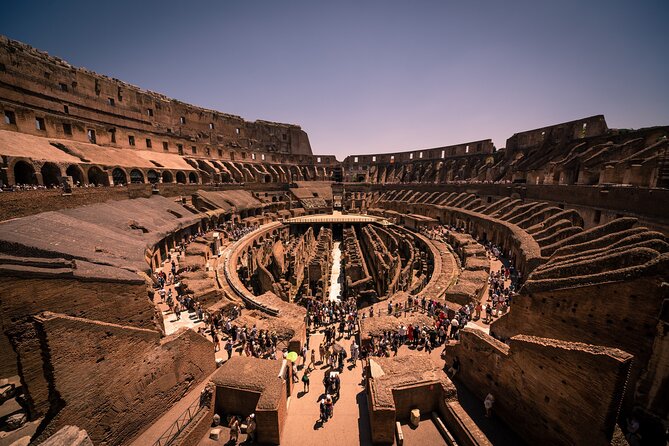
445, 329, 632, 446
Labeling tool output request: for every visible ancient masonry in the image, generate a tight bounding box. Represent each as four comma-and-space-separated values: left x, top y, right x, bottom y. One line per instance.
0, 35, 667, 446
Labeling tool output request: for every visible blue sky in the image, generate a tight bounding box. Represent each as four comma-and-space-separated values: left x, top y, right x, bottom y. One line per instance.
2, 0, 668, 158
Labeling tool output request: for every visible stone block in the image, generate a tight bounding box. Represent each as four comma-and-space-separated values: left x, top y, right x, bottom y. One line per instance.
410, 408, 420, 427
209, 428, 221, 440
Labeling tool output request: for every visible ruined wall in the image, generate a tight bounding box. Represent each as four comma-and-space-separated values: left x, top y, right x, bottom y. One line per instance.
31, 314, 215, 446
445, 329, 632, 446
492, 276, 664, 368
0, 36, 311, 157
505, 115, 608, 154
492, 274, 667, 417
0, 272, 156, 378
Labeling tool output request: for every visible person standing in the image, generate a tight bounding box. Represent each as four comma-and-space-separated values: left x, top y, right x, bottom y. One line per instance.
302, 370, 310, 393
229, 416, 240, 444
245, 414, 256, 443
309, 349, 316, 371
484, 393, 495, 417
225, 339, 233, 360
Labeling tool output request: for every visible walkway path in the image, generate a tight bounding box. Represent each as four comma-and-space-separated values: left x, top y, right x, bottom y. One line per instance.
152, 251, 205, 335
464, 255, 510, 334
327, 241, 342, 302
281, 329, 372, 446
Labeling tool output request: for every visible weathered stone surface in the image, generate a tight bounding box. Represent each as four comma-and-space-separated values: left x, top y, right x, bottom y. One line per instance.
39, 425, 94, 446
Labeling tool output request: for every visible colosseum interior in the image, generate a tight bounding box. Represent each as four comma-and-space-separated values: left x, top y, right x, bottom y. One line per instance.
0, 34, 667, 446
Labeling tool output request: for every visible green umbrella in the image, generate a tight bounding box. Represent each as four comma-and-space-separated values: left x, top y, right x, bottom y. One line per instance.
286, 351, 299, 362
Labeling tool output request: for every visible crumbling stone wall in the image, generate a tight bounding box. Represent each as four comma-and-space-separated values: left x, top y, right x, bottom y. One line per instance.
306, 227, 333, 299
0, 269, 157, 379
29, 313, 214, 446
342, 226, 375, 301
444, 329, 632, 446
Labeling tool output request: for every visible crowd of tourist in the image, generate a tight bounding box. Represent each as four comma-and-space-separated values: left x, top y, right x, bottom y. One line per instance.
0, 181, 129, 192
220, 222, 259, 241
147, 218, 523, 431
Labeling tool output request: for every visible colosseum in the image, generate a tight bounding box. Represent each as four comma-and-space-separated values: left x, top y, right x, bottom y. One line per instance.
0, 34, 667, 446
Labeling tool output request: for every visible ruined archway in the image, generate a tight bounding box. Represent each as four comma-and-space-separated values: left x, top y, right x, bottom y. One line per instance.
112, 168, 127, 186
188, 172, 199, 184
130, 169, 145, 184
147, 169, 159, 184
87, 166, 108, 186
66, 165, 85, 185
40, 162, 61, 186
13, 160, 37, 185
162, 170, 174, 183
176, 171, 187, 184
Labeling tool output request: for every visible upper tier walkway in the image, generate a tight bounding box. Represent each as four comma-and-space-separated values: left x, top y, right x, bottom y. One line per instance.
287, 212, 391, 225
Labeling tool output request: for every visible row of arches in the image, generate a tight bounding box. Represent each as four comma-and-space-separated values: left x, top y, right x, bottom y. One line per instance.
9, 161, 200, 187
7, 158, 333, 187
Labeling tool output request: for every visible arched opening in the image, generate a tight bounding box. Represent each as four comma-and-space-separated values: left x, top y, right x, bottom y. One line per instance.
130, 169, 145, 184
162, 171, 173, 183
112, 168, 127, 186
87, 166, 108, 186
40, 162, 62, 187
176, 171, 187, 184
13, 161, 37, 185
147, 169, 159, 184
66, 165, 85, 185
264, 174, 272, 183
188, 172, 198, 184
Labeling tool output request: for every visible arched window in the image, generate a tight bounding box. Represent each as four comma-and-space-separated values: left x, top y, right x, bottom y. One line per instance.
188, 172, 198, 184
176, 171, 187, 184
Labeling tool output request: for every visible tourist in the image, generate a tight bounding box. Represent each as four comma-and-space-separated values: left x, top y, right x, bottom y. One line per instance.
350, 342, 359, 365
212, 330, 220, 352
448, 356, 460, 378
301, 345, 308, 369
229, 416, 240, 443
302, 370, 310, 393
225, 339, 233, 360
319, 398, 327, 422
325, 394, 334, 420
309, 349, 316, 370
485, 304, 492, 324
245, 413, 256, 443
625, 415, 641, 446
318, 342, 325, 364
484, 393, 495, 418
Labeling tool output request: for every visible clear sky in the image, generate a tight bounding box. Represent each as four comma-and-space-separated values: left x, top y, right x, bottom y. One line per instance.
2, 0, 668, 159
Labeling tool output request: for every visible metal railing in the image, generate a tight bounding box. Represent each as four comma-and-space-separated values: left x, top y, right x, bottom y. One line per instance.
152, 396, 204, 446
